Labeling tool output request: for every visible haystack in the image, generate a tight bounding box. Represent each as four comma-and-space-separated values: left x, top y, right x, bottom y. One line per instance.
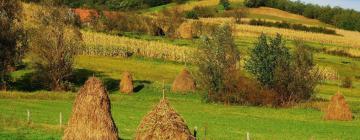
324, 92, 353, 121
63, 77, 119, 140
120, 72, 134, 94
172, 69, 196, 92
135, 98, 195, 140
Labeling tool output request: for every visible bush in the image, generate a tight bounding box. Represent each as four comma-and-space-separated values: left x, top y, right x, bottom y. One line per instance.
195, 24, 240, 104
341, 77, 353, 88
185, 10, 199, 19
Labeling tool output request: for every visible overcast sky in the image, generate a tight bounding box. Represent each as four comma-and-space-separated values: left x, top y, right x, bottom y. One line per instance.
292, 0, 360, 11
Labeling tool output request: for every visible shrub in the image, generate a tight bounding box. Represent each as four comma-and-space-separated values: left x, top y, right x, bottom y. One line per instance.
185, 10, 199, 19
341, 77, 353, 88
195, 24, 240, 104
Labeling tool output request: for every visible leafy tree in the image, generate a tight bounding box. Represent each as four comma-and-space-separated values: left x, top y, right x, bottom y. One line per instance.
274, 41, 319, 105
245, 33, 290, 87
29, 5, 82, 91
196, 24, 240, 103
0, 0, 27, 90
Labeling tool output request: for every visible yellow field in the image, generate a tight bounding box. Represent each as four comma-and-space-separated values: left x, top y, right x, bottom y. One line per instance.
82, 31, 194, 62
235, 24, 360, 48
247, 7, 329, 27
175, 0, 241, 11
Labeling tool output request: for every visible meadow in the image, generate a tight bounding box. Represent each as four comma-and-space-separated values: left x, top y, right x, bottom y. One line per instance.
1, 1, 360, 139
1, 54, 360, 140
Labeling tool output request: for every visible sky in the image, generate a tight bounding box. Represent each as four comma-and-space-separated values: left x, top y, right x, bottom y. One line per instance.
292, 0, 360, 11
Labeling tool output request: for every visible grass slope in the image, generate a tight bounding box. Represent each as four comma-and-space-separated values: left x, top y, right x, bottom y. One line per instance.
1, 56, 360, 139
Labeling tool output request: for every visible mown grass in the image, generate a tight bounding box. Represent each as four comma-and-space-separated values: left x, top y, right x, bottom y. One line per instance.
1, 55, 360, 139
1, 85, 360, 140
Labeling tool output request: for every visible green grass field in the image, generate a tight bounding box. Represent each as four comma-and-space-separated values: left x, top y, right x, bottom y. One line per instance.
1, 55, 359, 140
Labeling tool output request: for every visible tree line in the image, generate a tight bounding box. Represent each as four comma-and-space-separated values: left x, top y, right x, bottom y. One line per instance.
22, 0, 187, 10
249, 19, 337, 35
244, 0, 360, 32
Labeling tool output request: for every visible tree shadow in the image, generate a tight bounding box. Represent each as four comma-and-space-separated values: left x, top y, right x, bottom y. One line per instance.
10, 72, 44, 91
10, 68, 153, 93
132, 80, 152, 93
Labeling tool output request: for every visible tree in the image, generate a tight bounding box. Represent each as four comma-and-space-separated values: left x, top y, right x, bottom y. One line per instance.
195, 24, 240, 103
245, 33, 290, 87
0, 0, 27, 90
29, 5, 82, 91
274, 41, 319, 105
219, 0, 231, 10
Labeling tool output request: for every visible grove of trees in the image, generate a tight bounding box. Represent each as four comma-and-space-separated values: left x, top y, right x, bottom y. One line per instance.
244, 0, 360, 32
245, 34, 320, 105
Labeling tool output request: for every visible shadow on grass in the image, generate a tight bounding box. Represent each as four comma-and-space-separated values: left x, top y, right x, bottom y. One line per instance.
10, 68, 152, 93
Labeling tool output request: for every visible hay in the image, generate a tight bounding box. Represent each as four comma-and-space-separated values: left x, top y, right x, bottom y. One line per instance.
63, 77, 119, 140
172, 69, 196, 92
135, 98, 195, 140
120, 72, 134, 94
324, 92, 353, 121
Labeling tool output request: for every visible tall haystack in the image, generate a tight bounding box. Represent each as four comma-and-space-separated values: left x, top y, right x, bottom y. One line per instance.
63, 77, 119, 140
135, 98, 195, 140
324, 92, 353, 121
172, 69, 196, 92
120, 72, 134, 94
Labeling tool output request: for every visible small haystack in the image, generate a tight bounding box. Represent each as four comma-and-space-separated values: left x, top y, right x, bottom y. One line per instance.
324, 92, 353, 121
63, 77, 119, 140
172, 69, 196, 92
135, 98, 195, 140
120, 72, 134, 94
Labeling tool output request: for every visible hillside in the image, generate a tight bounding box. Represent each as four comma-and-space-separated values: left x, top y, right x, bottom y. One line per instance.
1, 1, 360, 140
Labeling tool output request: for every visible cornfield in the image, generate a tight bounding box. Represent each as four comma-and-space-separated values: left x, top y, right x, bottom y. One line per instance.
81, 31, 194, 62
235, 24, 360, 48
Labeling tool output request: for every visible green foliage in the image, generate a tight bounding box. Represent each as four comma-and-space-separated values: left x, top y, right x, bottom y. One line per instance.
195, 24, 240, 103
0, 0, 27, 90
185, 10, 199, 19
29, 5, 82, 91
219, 0, 230, 10
244, 0, 360, 32
245, 33, 290, 87
274, 41, 319, 105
